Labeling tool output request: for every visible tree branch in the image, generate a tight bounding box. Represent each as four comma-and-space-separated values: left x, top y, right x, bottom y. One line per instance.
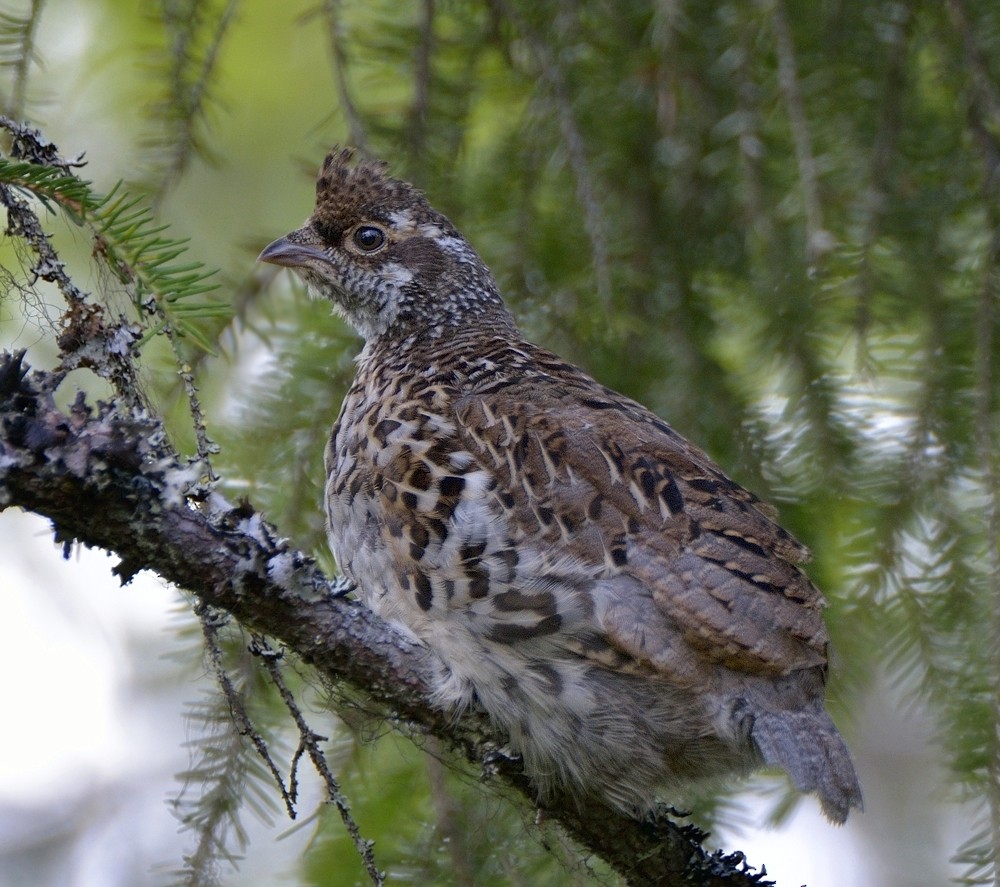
0, 349, 773, 887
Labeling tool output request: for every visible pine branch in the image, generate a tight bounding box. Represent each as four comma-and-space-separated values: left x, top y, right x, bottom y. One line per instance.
0, 118, 228, 466
0, 122, 228, 349
147, 0, 240, 199
852, 4, 911, 363
0, 0, 44, 120
201, 610, 296, 821
0, 348, 776, 887
173, 681, 256, 885
764, 0, 830, 262
966, 59, 1000, 886
407, 0, 435, 161
495, 0, 613, 310
314, 0, 370, 152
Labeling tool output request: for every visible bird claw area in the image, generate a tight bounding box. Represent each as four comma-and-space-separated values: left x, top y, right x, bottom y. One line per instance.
638, 802, 709, 848
328, 576, 357, 599
645, 802, 691, 821
478, 743, 523, 782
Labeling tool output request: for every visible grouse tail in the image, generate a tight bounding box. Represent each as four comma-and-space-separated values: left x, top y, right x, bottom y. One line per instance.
752, 707, 863, 824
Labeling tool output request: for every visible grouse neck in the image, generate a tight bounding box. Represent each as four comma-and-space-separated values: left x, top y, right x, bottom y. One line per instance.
368, 304, 518, 355
360, 315, 528, 377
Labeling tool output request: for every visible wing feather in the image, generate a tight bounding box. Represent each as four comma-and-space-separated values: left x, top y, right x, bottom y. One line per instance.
453, 351, 828, 678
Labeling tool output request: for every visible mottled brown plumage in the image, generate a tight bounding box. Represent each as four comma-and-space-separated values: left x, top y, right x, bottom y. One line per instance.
259, 148, 863, 822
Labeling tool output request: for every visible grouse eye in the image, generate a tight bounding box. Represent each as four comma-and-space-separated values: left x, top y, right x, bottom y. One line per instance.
352, 225, 387, 253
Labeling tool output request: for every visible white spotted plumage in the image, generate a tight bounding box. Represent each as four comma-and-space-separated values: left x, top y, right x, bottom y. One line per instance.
260, 147, 863, 823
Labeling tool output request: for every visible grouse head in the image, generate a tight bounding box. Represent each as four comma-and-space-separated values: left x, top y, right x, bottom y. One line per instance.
259, 148, 512, 341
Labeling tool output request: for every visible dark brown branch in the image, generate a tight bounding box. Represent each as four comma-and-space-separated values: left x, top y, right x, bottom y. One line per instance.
0, 349, 773, 887
254, 635, 384, 885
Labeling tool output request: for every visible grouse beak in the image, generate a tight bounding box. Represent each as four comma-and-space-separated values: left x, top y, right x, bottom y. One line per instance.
258, 235, 329, 269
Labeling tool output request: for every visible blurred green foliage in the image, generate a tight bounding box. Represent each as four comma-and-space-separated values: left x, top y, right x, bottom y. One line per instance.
2, 0, 999, 884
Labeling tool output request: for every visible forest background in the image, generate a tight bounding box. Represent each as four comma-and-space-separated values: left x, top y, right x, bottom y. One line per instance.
0, 0, 993, 885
